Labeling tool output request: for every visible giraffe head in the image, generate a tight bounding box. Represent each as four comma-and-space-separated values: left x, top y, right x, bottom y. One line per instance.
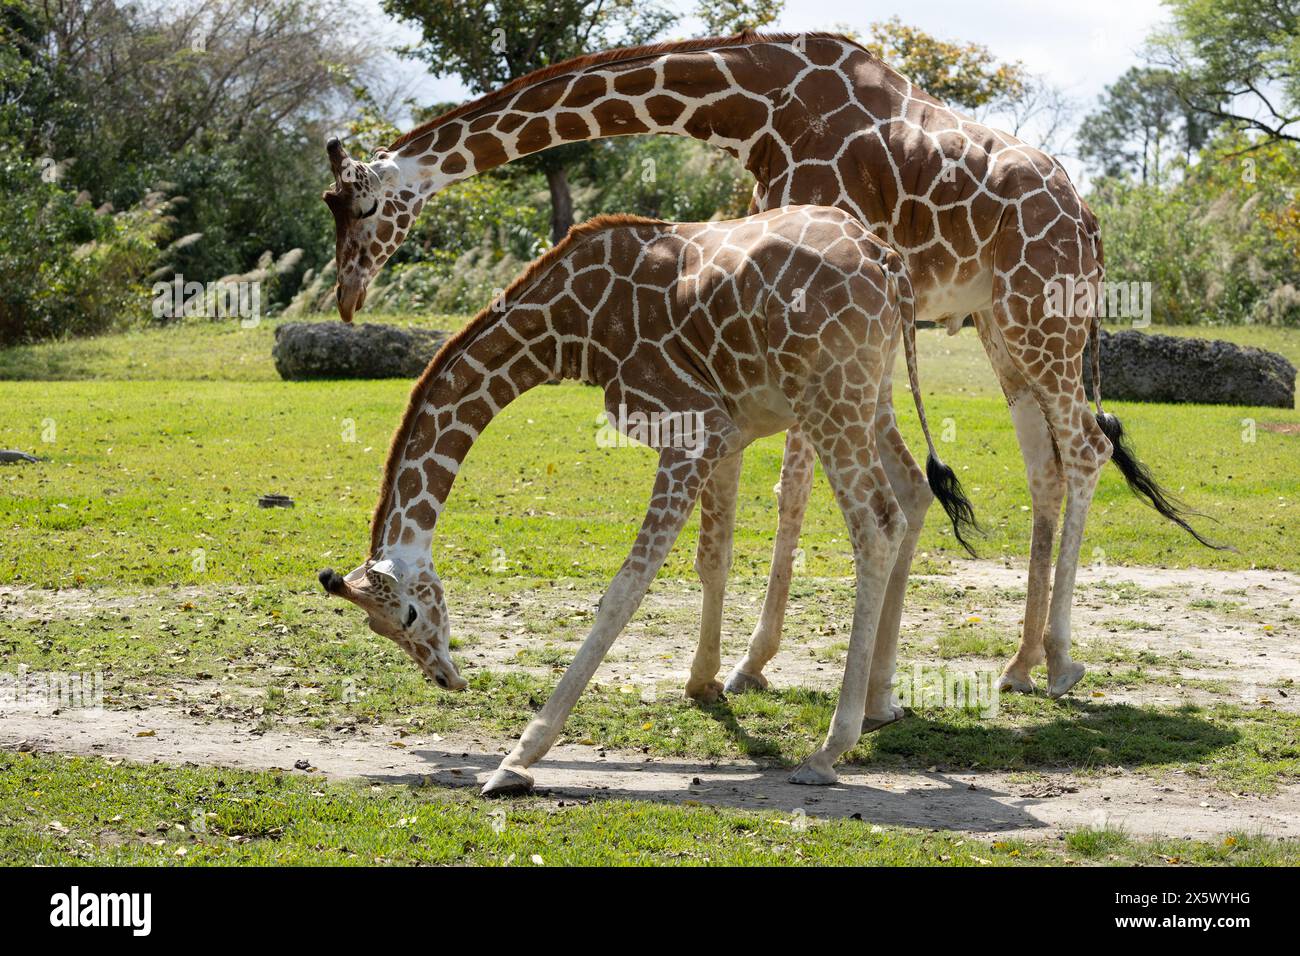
317, 554, 467, 691
322, 138, 420, 323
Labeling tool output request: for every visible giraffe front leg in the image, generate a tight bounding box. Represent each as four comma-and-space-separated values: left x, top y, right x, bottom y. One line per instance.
723, 427, 815, 694
686, 452, 742, 705
483, 449, 712, 797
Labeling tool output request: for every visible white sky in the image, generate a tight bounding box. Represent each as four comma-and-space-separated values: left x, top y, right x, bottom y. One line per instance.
363, 0, 1174, 177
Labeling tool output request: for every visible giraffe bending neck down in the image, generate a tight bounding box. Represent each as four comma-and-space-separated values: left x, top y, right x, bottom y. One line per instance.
317, 205, 976, 794
324, 32, 1217, 702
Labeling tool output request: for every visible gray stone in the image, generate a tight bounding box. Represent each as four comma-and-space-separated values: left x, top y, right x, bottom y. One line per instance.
272, 321, 448, 380
0, 450, 41, 464
1086, 329, 1295, 408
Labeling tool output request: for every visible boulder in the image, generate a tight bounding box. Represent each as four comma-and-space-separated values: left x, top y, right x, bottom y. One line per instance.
1086, 329, 1295, 408
272, 321, 448, 380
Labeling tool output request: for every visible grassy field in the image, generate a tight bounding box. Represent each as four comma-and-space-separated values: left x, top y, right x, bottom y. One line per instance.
7, 751, 1295, 866
2, 317, 1298, 866
1, 319, 1297, 591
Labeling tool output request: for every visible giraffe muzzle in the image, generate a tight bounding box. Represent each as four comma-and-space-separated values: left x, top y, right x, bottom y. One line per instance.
318, 568, 345, 595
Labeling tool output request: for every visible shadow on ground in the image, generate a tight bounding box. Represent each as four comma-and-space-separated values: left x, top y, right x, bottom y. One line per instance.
365, 700, 1241, 834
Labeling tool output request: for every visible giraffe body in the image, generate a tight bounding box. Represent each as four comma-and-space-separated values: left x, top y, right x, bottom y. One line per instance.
324, 32, 1208, 701
318, 205, 969, 791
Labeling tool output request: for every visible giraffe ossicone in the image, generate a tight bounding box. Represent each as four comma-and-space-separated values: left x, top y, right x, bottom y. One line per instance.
318, 205, 977, 793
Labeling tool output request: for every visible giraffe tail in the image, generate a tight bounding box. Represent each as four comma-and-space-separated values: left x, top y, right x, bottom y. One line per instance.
893, 259, 981, 557
1083, 246, 1230, 551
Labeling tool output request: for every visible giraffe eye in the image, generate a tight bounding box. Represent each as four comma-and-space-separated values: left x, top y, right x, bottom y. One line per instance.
404, 605, 417, 628
357, 199, 379, 219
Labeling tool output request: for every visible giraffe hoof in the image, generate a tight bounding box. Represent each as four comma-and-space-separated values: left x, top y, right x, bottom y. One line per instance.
789, 758, 838, 786
723, 668, 769, 694
861, 711, 902, 734
685, 679, 726, 706
1047, 662, 1086, 699
481, 766, 534, 798
997, 669, 1036, 695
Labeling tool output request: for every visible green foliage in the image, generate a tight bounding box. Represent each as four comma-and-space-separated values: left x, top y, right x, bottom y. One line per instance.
1150, 0, 1300, 144
1089, 133, 1300, 325
0, 0, 366, 341
852, 16, 1028, 111
1078, 67, 1207, 183
382, 0, 682, 239
0, 150, 168, 344
383, 0, 678, 92
395, 171, 549, 267
695, 0, 783, 35
585, 137, 753, 222
158, 132, 335, 286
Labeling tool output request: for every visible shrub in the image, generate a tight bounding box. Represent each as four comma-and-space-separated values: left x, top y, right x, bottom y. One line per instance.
0, 151, 169, 344
1088, 134, 1300, 326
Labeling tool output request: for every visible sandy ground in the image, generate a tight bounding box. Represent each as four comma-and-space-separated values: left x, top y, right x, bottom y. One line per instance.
442, 562, 1300, 713
4, 705, 1298, 840
2, 560, 1298, 840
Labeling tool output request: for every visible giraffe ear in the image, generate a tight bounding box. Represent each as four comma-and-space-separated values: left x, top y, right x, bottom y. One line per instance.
368, 558, 405, 583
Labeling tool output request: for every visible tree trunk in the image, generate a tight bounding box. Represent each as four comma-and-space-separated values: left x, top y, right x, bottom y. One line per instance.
545, 165, 574, 244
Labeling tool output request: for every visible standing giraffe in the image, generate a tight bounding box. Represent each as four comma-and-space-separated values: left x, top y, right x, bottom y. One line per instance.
318, 205, 976, 793
322, 32, 1213, 701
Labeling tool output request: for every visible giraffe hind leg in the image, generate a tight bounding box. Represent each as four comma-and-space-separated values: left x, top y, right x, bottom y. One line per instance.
864, 336, 932, 727
790, 422, 903, 785
997, 391, 1066, 694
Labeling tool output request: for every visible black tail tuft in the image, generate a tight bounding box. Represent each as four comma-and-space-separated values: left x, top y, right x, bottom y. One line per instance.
1095, 412, 1231, 551
926, 453, 981, 558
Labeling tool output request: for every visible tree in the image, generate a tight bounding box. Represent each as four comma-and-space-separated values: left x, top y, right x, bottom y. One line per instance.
1078, 67, 1206, 183
846, 17, 1028, 112
695, 0, 783, 35
382, 0, 679, 243
1003, 74, 1078, 157
1149, 0, 1300, 146
2, 0, 375, 282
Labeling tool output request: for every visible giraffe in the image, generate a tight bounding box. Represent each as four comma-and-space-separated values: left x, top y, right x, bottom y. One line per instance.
317, 205, 976, 794
322, 32, 1214, 702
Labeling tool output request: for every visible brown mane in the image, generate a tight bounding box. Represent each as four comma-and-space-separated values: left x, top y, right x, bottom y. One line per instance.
385, 31, 862, 154
369, 213, 666, 555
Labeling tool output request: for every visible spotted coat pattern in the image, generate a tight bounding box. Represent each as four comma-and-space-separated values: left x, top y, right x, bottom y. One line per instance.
321, 206, 951, 790
322, 32, 1111, 700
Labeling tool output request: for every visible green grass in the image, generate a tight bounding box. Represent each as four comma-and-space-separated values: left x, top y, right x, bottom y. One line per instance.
2, 318, 1299, 865
0, 314, 469, 382
1, 327, 1297, 589
3, 752, 1293, 866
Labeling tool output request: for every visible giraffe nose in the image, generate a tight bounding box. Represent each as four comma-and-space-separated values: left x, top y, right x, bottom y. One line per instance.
318, 568, 345, 594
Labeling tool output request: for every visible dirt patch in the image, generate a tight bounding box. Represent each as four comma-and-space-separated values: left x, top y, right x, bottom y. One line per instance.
439, 561, 1299, 713
1259, 422, 1300, 436
4, 704, 1297, 840
3, 560, 1298, 840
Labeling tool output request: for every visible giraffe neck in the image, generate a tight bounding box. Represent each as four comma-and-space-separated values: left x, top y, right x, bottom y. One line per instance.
383, 34, 863, 201
370, 255, 618, 562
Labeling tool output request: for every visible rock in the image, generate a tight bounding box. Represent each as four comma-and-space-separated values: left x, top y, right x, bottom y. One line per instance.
272, 321, 448, 380
1086, 329, 1295, 408
0, 450, 40, 464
